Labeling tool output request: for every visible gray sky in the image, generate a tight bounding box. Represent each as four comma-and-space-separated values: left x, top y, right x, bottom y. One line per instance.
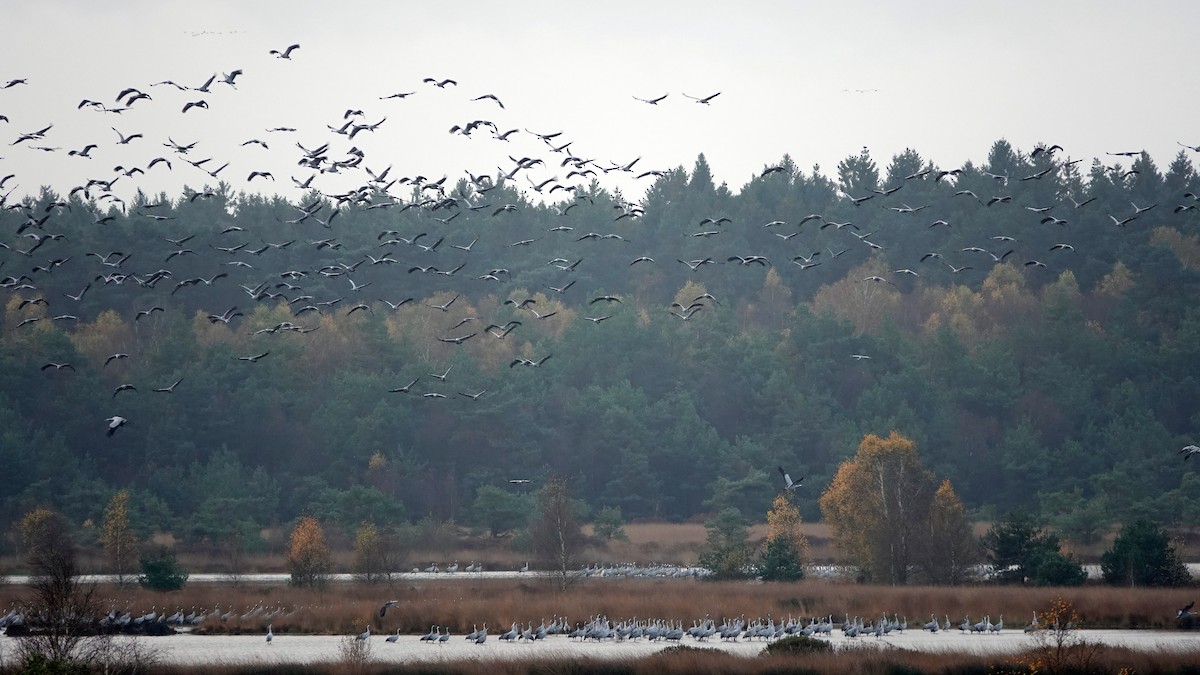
2, 0, 1198, 204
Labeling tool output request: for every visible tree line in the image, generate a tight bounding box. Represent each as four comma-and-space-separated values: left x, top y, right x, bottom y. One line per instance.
2, 139, 1199, 560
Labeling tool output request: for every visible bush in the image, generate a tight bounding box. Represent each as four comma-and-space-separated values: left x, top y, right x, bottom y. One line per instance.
763, 634, 833, 655
336, 634, 371, 672
593, 505, 629, 542
137, 546, 188, 591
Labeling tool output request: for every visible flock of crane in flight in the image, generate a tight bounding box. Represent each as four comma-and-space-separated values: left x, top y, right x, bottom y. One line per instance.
3, 40, 1199, 465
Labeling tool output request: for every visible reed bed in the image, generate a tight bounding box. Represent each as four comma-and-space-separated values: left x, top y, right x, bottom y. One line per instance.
4, 578, 1192, 637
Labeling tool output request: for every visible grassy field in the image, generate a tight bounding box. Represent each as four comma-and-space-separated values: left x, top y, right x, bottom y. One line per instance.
3, 521, 1197, 648
5, 520, 1198, 577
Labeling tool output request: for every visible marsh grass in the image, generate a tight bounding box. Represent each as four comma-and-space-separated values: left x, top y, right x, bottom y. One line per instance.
4, 578, 1190, 639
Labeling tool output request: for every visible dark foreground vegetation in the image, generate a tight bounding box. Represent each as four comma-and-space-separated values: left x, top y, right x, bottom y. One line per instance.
15, 643, 1197, 675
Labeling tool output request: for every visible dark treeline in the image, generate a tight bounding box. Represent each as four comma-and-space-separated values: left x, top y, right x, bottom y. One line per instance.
3, 139, 1199, 549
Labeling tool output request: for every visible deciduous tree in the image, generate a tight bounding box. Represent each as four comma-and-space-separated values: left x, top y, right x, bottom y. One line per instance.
352, 521, 402, 585
531, 476, 584, 589
819, 431, 936, 583
16, 508, 109, 669
917, 480, 980, 584
287, 515, 333, 589
101, 489, 138, 585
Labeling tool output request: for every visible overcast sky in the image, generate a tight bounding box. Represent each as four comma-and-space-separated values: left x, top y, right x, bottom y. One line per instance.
2, 0, 1198, 204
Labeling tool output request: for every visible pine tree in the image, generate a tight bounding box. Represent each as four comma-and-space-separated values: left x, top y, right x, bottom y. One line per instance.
698, 507, 754, 580
1100, 519, 1190, 587
836, 147, 879, 197
137, 546, 188, 591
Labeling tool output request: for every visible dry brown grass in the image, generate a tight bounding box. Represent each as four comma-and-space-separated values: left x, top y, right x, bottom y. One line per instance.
0, 521, 852, 577
4, 521, 1196, 577
2, 577, 1193, 639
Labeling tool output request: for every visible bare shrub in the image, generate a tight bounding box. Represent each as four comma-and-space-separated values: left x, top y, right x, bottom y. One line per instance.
1015, 595, 1106, 675
336, 634, 372, 673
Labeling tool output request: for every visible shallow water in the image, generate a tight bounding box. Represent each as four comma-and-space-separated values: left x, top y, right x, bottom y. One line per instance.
5, 563, 1199, 586
2, 629, 1196, 666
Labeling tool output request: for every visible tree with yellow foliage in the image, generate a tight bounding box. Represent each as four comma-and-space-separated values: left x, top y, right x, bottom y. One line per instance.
20, 506, 72, 566
759, 492, 808, 581
818, 431, 937, 584
916, 480, 981, 584
811, 262, 902, 334
287, 515, 333, 589
353, 521, 383, 583
101, 490, 138, 586
67, 309, 134, 367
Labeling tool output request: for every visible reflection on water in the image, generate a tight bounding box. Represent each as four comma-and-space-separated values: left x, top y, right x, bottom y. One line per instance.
2, 630, 1196, 666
